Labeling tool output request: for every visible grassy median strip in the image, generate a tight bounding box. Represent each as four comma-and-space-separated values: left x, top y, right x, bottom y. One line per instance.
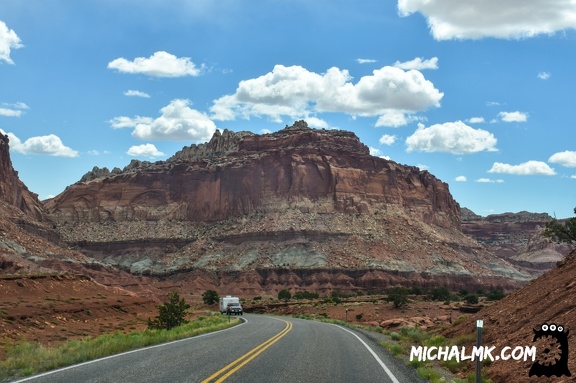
1, 315, 240, 381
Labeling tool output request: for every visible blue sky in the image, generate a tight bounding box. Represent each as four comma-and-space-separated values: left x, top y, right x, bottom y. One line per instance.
1, 0, 576, 218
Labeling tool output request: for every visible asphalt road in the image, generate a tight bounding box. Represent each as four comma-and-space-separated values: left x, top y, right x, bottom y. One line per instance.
12, 314, 425, 383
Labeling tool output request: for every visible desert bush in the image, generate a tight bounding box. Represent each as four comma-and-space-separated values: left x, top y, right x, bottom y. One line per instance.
202, 290, 219, 305
278, 289, 291, 302
486, 288, 506, 301
409, 286, 426, 295
293, 290, 319, 300
148, 292, 190, 330
429, 286, 451, 302
400, 327, 430, 345
387, 286, 409, 308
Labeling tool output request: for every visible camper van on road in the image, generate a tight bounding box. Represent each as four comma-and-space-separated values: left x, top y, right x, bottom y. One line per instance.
219, 295, 243, 315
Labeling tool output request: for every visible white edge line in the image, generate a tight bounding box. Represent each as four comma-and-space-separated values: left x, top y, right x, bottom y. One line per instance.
331, 324, 401, 383
11, 317, 248, 383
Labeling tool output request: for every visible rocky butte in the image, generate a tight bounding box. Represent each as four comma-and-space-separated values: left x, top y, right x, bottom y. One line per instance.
461, 208, 571, 274
44, 121, 530, 296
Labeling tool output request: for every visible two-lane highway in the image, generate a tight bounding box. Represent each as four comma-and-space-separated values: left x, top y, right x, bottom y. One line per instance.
12, 314, 425, 383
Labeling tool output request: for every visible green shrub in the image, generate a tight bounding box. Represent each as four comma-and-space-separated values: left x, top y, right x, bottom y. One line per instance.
148, 292, 190, 330
400, 327, 430, 345
486, 288, 506, 301
410, 286, 425, 295
425, 335, 447, 347
453, 333, 476, 346
387, 286, 409, 308
441, 357, 463, 373
464, 294, 479, 304
429, 286, 451, 301
416, 366, 442, 381
278, 289, 291, 302
202, 290, 219, 305
381, 341, 404, 356
293, 290, 319, 300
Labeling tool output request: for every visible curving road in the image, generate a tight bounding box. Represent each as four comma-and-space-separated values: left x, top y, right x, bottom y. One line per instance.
12, 314, 425, 383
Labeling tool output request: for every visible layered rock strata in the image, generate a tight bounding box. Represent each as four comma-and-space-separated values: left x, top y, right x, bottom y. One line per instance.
44, 121, 531, 293
461, 208, 571, 273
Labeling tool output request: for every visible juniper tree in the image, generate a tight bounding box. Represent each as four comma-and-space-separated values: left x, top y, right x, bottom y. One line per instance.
278, 289, 291, 302
202, 290, 219, 305
544, 207, 576, 245
148, 291, 190, 330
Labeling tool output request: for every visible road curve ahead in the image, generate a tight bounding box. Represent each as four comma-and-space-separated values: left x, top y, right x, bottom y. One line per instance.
12, 314, 425, 383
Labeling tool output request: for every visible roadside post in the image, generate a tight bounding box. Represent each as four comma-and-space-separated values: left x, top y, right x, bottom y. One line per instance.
345, 308, 349, 322
476, 319, 483, 383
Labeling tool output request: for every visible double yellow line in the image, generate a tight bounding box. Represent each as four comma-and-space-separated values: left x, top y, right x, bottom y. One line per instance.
201, 319, 293, 383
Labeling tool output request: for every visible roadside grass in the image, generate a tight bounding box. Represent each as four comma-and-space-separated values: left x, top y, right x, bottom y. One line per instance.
0, 314, 240, 381
378, 326, 491, 383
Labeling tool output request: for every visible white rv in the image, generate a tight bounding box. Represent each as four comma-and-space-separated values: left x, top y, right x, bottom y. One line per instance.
219, 295, 243, 315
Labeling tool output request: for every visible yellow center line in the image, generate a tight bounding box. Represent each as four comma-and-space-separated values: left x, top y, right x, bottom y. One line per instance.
201, 319, 292, 383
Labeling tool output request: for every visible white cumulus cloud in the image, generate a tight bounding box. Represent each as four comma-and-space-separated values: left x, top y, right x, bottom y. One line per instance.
369, 147, 381, 156
488, 161, 556, 175
467, 117, 485, 124
0, 108, 21, 117
0, 130, 78, 157
0, 103, 28, 117
538, 71, 551, 80
357, 58, 377, 64
475, 178, 504, 183
127, 144, 165, 158
406, 121, 498, 154
109, 116, 153, 129
499, 111, 528, 122
379, 134, 397, 145
107, 51, 203, 77
110, 99, 216, 141
124, 90, 150, 98
0, 21, 23, 64
455, 175, 467, 182
398, 0, 576, 40
549, 151, 576, 167
210, 64, 443, 127
393, 57, 439, 70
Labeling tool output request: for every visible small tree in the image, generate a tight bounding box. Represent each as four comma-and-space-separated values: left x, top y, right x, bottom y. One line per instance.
387, 286, 409, 308
429, 286, 451, 302
278, 289, 291, 302
464, 294, 479, 304
202, 290, 219, 305
486, 288, 506, 301
148, 292, 190, 330
544, 207, 576, 245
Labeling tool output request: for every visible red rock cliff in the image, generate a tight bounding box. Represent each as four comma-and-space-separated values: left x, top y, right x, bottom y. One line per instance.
46, 121, 460, 230
0, 132, 45, 221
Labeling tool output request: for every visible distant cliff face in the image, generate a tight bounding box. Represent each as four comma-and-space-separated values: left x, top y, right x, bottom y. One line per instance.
46, 121, 461, 230
0, 133, 45, 221
461, 208, 571, 272
42, 121, 533, 292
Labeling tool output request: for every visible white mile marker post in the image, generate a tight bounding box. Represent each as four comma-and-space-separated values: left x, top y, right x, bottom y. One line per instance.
476, 319, 483, 383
